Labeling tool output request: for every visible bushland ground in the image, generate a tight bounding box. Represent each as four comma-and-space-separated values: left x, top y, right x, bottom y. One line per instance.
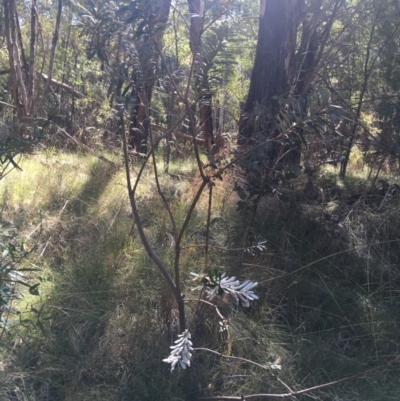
1, 152, 400, 401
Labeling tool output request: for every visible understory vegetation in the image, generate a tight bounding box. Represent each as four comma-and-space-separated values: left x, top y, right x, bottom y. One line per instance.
0, 152, 399, 400
1, 0, 400, 399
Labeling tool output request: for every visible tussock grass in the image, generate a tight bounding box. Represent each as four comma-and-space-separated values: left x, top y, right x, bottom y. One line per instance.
241, 171, 400, 400
1, 154, 400, 401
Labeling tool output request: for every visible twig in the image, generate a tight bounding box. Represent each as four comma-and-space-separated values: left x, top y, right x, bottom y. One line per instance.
37, 199, 69, 260
0, 100, 16, 109
197, 355, 400, 400
142, 92, 178, 239
150, 123, 205, 144
194, 347, 271, 372
204, 182, 213, 272
258, 238, 400, 284
153, 34, 206, 181
34, 0, 63, 113
39, 72, 85, 98
120, 109, 185, 330
0, 68, 85, 98
132, 114, 188, 194
36, 118, 118, 168
180, 243, 269, 252
176, 179, 209, 249
276, 378, 297, 401
185, 298, 225, 321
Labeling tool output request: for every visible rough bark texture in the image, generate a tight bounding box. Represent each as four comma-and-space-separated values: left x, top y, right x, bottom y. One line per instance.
4, 0, 27, 121
188, 0, 214, 151
239, 0, 302, 147
129, 0, 171, 154
129, 83, 152, 153
239, 0, 291, 138
238, 0, 343, 168
27, 0, 37, 112
3, 0, 65, 121
34, 0, 63, 114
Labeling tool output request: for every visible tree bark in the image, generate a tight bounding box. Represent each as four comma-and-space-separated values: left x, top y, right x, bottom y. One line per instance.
239, 0, 345, 169
129, 0, 172, 154
3, 0, 66, 121
238, 0, 303, 165
34, 0, 63, 114
27, 0, 37, 112
3, 0, 27, 121
187, 0, 214, 151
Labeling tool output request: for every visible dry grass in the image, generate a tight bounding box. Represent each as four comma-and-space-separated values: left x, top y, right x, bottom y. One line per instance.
0, 153, 400, 401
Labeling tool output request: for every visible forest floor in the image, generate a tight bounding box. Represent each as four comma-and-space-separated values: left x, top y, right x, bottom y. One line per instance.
1, 151, 400, 401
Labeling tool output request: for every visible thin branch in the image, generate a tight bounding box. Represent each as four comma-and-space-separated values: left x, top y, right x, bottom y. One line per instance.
181, 243, 269, 253
150, 123, 205, 143
204, 182, 213, 272
14, 0, 28, 77
120, 110, 180, 306
36, 10, 46, 101
0, 68, 84, 98
185, 298, 225, 320
144, 92, 178, 239
27, 0, 37, 111
198, 354, 400, 400
153, 37, 206, 180
31, 117, 117, 167
35, 0, 63, 113
132, 114, 188, 194
176, 178, 209, 249
39, 72, 85, 98
258, 239, 400, 284
194, 347, 271, 372
4, 0, 26, 120
0, 100, 16, 109
9, 0, 28, 109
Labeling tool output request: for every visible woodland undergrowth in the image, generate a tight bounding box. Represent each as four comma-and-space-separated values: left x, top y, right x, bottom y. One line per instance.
0, 152, 399, 401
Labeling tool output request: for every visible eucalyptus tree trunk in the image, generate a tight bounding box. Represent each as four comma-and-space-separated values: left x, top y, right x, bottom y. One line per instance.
238, 0, 303, 164
129, 0, 171, 154
3, 0, 28, 121
239, 0, 343, 167
3, 0, 63, 122
187, 0, 213, 151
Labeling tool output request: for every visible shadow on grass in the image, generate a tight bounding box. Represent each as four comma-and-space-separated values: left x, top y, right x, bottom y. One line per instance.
229, 171, 400, 400
68, 160, 117, 217
1, 159, 190, 401
4, 164, 400, 401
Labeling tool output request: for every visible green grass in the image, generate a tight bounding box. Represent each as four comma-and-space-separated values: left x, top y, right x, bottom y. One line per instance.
1, 153, 400, 401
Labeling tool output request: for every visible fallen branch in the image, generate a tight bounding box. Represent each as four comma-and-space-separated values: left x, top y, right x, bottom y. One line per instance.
150, 123, 205, 143
197, 351, 400, 400
39, 72, 85, 98
35, 117, 119, 168
55, 125, 119, 168
0, 100, 16, 109
0, 67, 85, 98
